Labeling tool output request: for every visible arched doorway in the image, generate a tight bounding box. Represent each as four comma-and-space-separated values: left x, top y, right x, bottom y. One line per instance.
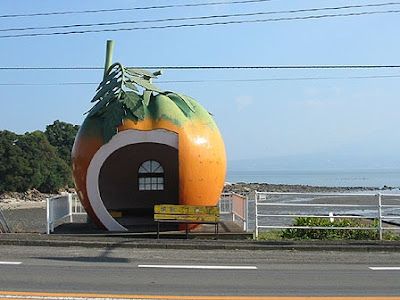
86, 129, 179, 231
98, 143, 179, 231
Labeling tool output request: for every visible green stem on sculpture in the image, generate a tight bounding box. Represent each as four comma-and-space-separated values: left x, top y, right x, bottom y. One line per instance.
103, 40, 114, 79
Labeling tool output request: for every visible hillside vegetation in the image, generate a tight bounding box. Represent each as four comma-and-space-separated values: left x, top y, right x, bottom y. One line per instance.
0, 120, 79, 193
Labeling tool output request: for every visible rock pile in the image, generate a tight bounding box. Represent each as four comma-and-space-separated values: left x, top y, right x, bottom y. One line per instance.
0, 189, 54, 202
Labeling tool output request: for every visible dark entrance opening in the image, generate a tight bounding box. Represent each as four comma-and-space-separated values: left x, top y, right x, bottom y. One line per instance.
98, 142, 179, 232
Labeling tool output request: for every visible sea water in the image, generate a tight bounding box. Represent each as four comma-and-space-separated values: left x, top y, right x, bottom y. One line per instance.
226, 168, 400, 188
226, 169, 400, 229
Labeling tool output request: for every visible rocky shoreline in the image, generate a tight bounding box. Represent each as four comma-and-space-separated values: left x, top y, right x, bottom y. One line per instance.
0, 189, 74, 210
222, 182, 393, 196
0, 189, 54, 202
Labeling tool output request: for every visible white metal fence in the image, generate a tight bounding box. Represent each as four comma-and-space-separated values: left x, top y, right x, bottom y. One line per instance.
219, 192, 248, 231
71, 193, 86, 214
46, 193, 86, 234
255, 191, 400, 239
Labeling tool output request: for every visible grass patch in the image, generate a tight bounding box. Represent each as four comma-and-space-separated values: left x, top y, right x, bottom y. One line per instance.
254, 230, 283, 241
255, 217, 400, 241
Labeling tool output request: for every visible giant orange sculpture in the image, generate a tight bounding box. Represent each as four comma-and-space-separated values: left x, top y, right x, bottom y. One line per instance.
71, 46, 226, 231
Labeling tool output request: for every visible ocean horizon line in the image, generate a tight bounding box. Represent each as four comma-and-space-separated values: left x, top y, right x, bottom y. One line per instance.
225, 168, 400, 188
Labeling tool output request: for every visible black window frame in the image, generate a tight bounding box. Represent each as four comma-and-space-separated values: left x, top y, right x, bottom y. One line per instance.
138, 160, 164, 191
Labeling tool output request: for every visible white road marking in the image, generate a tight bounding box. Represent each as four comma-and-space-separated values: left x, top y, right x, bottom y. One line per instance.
138, 264, 257, 270
369, 266, 400, 271
0, 261, 22, 265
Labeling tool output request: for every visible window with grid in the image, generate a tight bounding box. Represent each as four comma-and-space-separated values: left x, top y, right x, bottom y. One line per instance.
138, 160, 164, 191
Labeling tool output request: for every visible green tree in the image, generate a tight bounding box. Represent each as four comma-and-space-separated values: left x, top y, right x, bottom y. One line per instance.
45, 120, 80, 165
0, 130, 32, 191
19, 131, 72, 192
0, 129, 72, 193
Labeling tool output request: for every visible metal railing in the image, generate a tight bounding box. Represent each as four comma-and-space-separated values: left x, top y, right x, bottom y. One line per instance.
255, 191, 400, 239
71, 193, 86, 214
46, 193, 86, 234
219, 192, 248, 231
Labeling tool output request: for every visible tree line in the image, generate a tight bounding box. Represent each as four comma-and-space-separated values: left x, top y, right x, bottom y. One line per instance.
0, 120, 79, 193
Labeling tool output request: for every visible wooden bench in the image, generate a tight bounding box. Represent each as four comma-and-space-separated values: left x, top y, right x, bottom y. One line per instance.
154, 204, 220, 239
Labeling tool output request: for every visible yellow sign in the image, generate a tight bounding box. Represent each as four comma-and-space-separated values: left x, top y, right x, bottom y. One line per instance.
154, 213, 219, 222
154, 205, 219, 215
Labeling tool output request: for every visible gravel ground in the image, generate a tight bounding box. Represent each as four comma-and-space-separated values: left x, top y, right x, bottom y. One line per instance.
1, 207, 47, 233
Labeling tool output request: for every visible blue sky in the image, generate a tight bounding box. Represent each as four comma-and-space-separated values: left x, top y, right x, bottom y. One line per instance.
0, 0, 399, 164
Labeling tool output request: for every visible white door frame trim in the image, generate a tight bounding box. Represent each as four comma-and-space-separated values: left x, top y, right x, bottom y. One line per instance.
86, 129, 179, 231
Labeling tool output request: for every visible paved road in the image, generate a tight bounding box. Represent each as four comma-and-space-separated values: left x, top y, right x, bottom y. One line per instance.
0, 245, 399, 298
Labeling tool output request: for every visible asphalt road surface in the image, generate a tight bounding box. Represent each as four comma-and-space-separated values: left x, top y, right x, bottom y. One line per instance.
0, 245, 399, 298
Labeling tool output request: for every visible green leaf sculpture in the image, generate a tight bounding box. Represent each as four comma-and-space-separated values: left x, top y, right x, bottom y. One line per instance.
87, 63, 196, 143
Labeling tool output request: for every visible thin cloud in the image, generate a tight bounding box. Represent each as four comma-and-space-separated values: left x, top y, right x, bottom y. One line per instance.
305, 99, 324, 106
235, 95, 254, 111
